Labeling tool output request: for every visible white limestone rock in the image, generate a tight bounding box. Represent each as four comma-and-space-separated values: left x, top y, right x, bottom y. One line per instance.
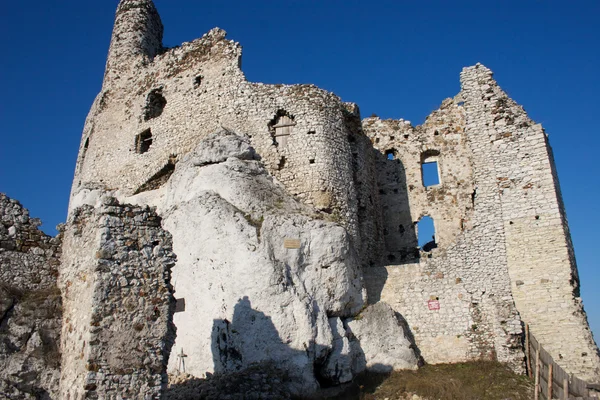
187, 129, 259, 166
319, 317, 355, 385
346, 302, 419, 373
125, 130, 367, 394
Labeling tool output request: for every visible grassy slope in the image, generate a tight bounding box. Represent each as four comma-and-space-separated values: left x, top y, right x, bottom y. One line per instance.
330, 361, 534, 400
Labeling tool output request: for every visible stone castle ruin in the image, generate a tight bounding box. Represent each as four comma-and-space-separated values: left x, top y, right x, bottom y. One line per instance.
1, 0, 599, 397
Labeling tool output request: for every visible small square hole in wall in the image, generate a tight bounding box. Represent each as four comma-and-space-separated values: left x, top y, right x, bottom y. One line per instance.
422, 161, 440, 186
309, 158, 315, 164
135, 129, 153, 154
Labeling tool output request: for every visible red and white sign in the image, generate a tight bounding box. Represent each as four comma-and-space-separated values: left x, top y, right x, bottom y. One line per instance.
428, 300, 440, 310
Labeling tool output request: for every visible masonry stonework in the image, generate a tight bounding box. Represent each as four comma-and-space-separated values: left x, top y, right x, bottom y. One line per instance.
59, 198, 176, 399
0, 194, 63, 399
73, 0, 375, 265
362, 64, 599, 381
50, 0, 600, 395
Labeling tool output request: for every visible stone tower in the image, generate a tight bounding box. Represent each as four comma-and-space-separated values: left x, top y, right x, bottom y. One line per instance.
104, 0, 164, 85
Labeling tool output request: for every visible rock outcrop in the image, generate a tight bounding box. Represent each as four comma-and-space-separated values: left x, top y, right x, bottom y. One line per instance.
64, 130, 419, 396
125, 131, 393, 393
346, 302, 420, 373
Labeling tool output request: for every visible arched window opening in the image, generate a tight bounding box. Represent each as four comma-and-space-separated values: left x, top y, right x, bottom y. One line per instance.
421, 150, 441, 187
268, 110, 296, 148
144, 88, 167, 121
135, 129, 153, 154
417, 216, 437, 252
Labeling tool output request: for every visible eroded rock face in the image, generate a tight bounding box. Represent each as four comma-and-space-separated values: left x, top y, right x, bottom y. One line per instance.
123, 131, 372, 393
68, 131, 418, 395
346, 302, 419, 374
188, 129, 260, 166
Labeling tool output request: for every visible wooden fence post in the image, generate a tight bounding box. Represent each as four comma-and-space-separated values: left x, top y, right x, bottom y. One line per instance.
548, 363, 553, 399
535, 346, 540, 400
563, 377, 568, 400
526, 324, 532, 378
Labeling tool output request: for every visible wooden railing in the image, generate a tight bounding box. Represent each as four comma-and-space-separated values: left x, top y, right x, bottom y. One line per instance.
526, 325, 599, 400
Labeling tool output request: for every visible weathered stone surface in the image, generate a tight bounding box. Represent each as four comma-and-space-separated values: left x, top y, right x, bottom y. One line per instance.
188, 129, 259, 166
0, 194, 63, 400
123, 131, 367, 394
59, 200, 176, 399
346, 302, 419, 373
318, 317, 355, 385
362, 64, 600, 381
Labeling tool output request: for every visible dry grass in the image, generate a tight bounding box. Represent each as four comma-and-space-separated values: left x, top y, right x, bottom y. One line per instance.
331, 361, 533, 400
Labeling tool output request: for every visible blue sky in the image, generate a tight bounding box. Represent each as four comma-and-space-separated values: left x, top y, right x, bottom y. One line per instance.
1, 1, 598, 337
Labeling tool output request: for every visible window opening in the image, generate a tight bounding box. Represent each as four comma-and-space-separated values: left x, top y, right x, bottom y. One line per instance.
268, 110, 296, 148
385, 149, 396, 161
421, 150, 441, 187
135, 129, 153, 154
144, 88, 167, 121
417, 216, 436, 252
422, 162, 440, 186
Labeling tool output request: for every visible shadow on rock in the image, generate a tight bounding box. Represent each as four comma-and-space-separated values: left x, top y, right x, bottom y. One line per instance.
165, 298, 421, 399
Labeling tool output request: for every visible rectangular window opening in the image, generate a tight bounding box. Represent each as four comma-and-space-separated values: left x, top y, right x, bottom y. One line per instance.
422, 161, 440, 187
136, 129, 153, 154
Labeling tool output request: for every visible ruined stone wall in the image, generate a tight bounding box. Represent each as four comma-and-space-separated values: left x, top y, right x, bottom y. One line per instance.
71, 1, 377, 258
362, 65, 600, 381
363, 99, 473, 264
0, 193, 62, 399
460, 64, 600, 382
65, 0, 599, 387
59, 197, 176, 399
0, 194, 62, 290
363, 97, 524, 371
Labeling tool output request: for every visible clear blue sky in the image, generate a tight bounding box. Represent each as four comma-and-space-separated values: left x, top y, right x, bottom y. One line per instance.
1, 1, 598, 337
